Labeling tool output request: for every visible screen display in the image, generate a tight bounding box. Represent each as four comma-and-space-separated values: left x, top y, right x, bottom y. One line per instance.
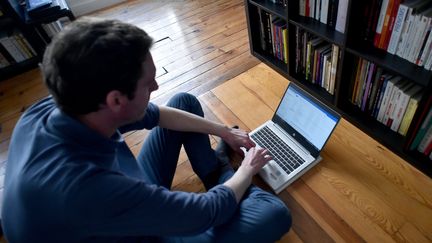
276, 85, 339, 150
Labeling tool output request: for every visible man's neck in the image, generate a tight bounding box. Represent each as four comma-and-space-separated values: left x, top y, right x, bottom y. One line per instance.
77, 112, 118, 138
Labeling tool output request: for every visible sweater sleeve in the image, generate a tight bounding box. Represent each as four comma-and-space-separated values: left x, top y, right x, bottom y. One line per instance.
66, 166, 237, 237
118, 102, 160, 133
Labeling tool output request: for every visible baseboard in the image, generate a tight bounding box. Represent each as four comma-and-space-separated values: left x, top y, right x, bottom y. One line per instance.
66, 0, 126, 16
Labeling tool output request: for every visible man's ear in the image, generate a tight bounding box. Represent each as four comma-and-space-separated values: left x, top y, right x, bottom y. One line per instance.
105, 90, 128, 113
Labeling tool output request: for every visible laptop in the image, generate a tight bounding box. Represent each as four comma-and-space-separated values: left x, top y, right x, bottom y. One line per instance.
249, 83, 340, 193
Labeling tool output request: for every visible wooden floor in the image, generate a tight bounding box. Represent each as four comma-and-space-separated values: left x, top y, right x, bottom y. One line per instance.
0, 0, 431, 242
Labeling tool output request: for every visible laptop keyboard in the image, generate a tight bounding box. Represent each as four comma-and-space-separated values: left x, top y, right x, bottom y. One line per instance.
251, 126, 306, 175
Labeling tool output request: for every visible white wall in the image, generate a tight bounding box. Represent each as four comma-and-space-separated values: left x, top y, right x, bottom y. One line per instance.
66, 0, 126, 16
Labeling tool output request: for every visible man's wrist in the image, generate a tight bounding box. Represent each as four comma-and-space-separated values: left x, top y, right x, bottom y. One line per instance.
218, 124, 232, 140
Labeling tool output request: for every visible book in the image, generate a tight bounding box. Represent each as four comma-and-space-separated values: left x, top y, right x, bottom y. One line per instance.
373, 74, 392, 118
328, 44, 339, 94
378, 0, 396, 48
407, 15, 430, 63
383, 79, 410, 126
306, 37, 324, 81
388, 0, 414, 54
283, 28, 288, 63
396, 0, 432, 59
335, 0, 349, 33
300, 0, 306, 16
398, 90, 423, 135
391, 84, 423, 131
320, 0, 329, 24
361, 63, 376, 111
413, 8, 432, 64
409, 106, 432, 150
324, 55, 332, 91
418, 17, 432, 66
258, 9, 268, 52
424, 138, 432, 155
374, 0, 390, 47
363, 0, 383, 43
356, 61, 372, 108
418, 124, 432, 153
315, 0, 322, 20
367, 67, 384, 113
382, 0, 401, 49
351, 58, 364, 103
327, 0, 339, 28
356, 60, 370, 107
377, 76, 402, 122
0, 35, 26, 62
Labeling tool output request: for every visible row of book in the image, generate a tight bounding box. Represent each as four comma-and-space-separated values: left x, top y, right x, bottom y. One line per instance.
298, 0, 349, 33
294, 27, 340, 95
350, 58, 424, 136
360, 0, 432, 70
0, 32, 37, 68
406, 98, 432, 160
258, 10, 288, 63
41, 20, 64, 39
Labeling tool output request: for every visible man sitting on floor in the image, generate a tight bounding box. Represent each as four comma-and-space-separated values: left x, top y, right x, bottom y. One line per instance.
2, 17, 291, 242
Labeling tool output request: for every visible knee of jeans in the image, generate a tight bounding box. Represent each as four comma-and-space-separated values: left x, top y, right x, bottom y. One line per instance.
167, 93, 204, 117
272, 202, 292, 236
253, 192, 292, 238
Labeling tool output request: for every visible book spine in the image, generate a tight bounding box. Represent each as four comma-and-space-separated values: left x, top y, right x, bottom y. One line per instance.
409, 107, 432, 150
377, 77, 396, 122
382, 0, 401, 50
418, 21, 432, 66
327, 0, 339, 28
418, 125, 432, 153
329, 44, 339, 95
361, 63, 376, 111
374, 0, 390, 47
335, 0, 349, 33
378, 0, 395, 49
398, 96, 420, 136
373, 76, 389, 118
320, 0, 329, 24
387, 4, 409, 54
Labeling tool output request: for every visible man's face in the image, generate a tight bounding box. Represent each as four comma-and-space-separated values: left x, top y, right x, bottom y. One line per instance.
125, 53, 159, 123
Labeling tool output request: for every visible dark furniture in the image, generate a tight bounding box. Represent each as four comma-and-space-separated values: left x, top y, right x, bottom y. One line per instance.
244, 0, 432, 177
0, 0, 74, 80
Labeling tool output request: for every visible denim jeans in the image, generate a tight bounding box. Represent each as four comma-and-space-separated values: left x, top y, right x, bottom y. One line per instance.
137, 93, 292, 243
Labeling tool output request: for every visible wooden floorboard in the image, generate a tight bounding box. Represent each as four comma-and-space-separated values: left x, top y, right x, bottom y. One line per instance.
1, 0, 431, 242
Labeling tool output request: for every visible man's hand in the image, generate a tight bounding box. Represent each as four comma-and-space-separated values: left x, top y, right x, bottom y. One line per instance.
223, 147, 272, 202
221, 127, 255, 155
239, 147, 272, 177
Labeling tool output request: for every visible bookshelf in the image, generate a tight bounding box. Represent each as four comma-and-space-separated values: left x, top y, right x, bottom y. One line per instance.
0, 0, 75, 81
244, 0, 432, 177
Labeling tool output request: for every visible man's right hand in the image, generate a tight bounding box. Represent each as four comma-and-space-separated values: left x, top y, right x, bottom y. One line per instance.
223, 147, 272, 203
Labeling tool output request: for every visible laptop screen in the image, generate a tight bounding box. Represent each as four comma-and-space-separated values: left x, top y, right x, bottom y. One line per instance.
274, 83, 340, 152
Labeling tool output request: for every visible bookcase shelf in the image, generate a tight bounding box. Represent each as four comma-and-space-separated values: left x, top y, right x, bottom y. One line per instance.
244, 0, 432, 177
289, 71, 336, 106
346, 45, 432, 87
289, 17, 346, 46
253, 50, 288, 75
249, 0, 287, 20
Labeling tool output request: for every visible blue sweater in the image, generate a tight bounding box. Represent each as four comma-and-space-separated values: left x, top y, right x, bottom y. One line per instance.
2, 97, 237, 242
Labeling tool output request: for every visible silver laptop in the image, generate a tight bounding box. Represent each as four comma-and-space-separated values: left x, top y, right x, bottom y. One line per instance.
249, 83, 340, 193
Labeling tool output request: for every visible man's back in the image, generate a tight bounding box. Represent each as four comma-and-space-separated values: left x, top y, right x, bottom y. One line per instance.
2, 97, 239, 242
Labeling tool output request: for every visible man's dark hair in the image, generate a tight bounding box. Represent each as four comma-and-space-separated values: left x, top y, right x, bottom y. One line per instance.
42, 17, 153, 115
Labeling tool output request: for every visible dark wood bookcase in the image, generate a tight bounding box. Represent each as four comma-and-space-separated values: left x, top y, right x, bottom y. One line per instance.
0, 0, 75, 81
244, 0, 432, 177
0, 1, 41, 80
